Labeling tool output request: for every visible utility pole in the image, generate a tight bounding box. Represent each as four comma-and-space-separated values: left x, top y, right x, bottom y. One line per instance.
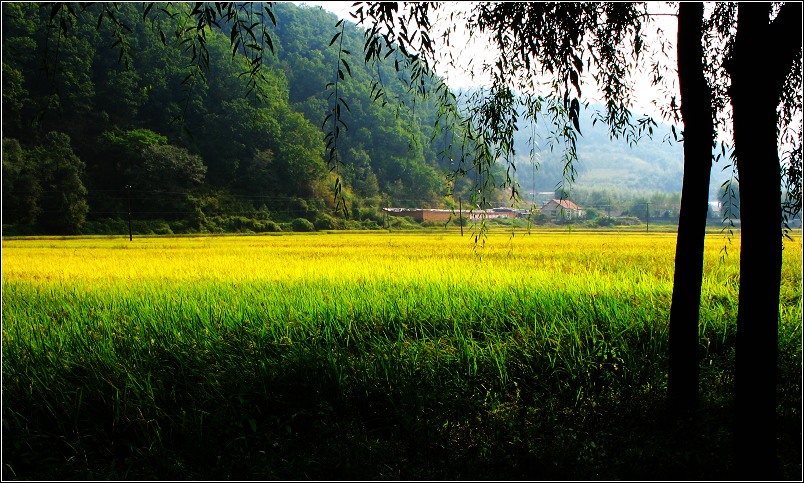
126, 185, 133, 241
459, 198, 464, 236
645, 201, 652, 233
532, 158, 536, 207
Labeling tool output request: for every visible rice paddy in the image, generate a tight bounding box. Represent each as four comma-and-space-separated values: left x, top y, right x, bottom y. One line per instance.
2, 231, 801, 479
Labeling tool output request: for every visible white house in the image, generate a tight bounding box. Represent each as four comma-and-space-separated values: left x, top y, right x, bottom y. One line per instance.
541, 199, 586, 219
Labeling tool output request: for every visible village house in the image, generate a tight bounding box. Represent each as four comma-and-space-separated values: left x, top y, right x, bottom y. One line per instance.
382, 207, 526, 222
540, 199, 586, 219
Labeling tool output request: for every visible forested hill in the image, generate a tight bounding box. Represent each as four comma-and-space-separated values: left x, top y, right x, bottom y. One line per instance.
2, 2, 492, 235
2, 2, 726, 236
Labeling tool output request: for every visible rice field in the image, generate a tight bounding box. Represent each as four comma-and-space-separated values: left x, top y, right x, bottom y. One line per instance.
2, 231, 801, 479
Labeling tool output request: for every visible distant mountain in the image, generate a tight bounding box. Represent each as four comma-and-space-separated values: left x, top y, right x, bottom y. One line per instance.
513, 104, 734, 201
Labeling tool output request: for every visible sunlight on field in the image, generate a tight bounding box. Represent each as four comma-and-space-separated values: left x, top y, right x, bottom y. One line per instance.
2, 232, 800, 354
1, 231, 763, 288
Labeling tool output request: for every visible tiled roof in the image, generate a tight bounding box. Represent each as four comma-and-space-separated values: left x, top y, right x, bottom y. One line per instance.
547, 199, 582, 210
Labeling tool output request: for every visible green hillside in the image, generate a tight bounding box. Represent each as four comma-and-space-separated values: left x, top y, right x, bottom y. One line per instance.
2, 2, 504, 235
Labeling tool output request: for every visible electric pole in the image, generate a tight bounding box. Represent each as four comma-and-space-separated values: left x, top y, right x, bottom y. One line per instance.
126, 185, 133, 241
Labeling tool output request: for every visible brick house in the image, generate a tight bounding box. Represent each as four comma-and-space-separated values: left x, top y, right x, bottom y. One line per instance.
382, 208, 453, 222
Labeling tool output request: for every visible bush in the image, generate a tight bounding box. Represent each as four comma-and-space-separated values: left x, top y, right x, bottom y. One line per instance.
421, 219, 447, 228
361, 219, 381, 230
387, 216, 420, 230
291, 217, 315, 232
2, 224, 45, 237
314, 213, 336, 230
614, 216, 642, 226
596, 216, 617, 227
77, 218, 129, 235
75, 218, 179, 236
343, 219, 364, 230
489, 217, 514, 226
288, 198, 318, 220
450, 216, 468, 227
358, 205, 384, 224
261, 220, 282, 232
152, 222, 173, 235
200, 215, 282, 233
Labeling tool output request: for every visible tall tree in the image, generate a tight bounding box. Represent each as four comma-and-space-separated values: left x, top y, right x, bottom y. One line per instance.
30, 131, 89, 234
2, 137, 41, 225
723, 2, 802, 477
667, 2, 714, 416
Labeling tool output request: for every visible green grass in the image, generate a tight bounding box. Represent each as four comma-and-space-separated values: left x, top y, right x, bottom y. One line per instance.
2, 232, 801, 479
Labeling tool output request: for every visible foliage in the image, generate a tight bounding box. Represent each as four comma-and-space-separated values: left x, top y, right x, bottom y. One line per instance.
2, 137, 41, 225
291, 217, 315, 232
2, 132, 89, 233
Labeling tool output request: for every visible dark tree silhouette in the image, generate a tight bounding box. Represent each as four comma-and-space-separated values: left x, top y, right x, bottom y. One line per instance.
667, 1, 714, 416
724, 2, 802, 477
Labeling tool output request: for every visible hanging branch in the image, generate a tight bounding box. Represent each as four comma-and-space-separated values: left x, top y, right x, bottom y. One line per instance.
323, 18, 351, 216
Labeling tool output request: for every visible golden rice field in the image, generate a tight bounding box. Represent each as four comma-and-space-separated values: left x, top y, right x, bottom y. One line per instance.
2, 231, 802, 394
2, 231, 800, 340
0, 230, 764, 286
1, 231, 801, 480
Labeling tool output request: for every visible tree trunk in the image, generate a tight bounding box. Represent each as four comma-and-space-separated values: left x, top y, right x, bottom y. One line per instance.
731, 87, 782, 480
726, 2, 801, 478
667, 2, 713, 416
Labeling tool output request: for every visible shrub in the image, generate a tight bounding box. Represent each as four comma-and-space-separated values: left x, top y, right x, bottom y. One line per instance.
450, 215, 468, 226
361, 219, 381, 230
77, 218, 128, 235
288, 198, 312, 220
614, 216, 642, 226
314, 213, 336, 231
2, 224, 44, 237
489, 217, 513, 226
343, 219, 364, 230
387, 216, 419, 230
291, 217, 315, 232
200, 215, 282, 233
421, 219, 447, 228
596, 216, 617, 227
261, 220, 282, 232
152, 222, 173, 235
